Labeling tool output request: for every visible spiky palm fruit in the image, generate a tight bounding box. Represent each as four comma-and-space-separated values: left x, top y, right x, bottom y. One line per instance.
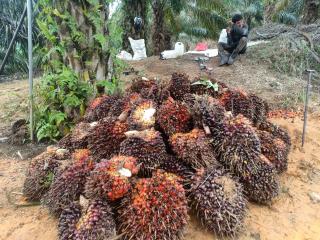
58, 122, 94, 151
23, 152, 61, 201
168, 72, 191, 101
128, 99, 157, 130
129, 77, 159, 100
88, 117, 129, 161
85, 156, 139, 201
169, 128, 218, 168
84, 95, 120, 122
190, 167, 247, 237
257, 120, 291, 149
118, 170, 188, 240
58, 200, 116, 240
156, 97, 193, 136
42, 153, 95, 217
257, 130, 289, 173
219, 90, 269, 125
184, 94, 226, 129
213, 115, 262, 179
159, 155, 194, 181
119, 129, 167, 175
242, 155, 280, 204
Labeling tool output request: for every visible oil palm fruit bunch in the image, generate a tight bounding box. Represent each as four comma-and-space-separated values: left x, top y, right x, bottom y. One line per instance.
190, 167, 247, 236
242, 155, 280, 204
129, 77, 158, 100
58, 122, 94, 152
85, 156, 139, 201
118, 170, 188, 240
169, 128, 217, 168
213, 115, 262, 179
184, 94, 226, 129
23, 152, 61, 201
84, 95, 119, 122
119, 129, 167, 175
58, 200, 116, 240
257, 120, 291, 150
257, 130, 289, 173
128, 99, 157, 130
247, 94, 269, 125
157, 97, 193, 136
42, 150, 95, 217
168, 72, 190, 101
88, 117, 128, 161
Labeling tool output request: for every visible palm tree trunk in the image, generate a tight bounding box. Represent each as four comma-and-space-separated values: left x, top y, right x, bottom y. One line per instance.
121, 0, 148, 54
302, 0, 319, 24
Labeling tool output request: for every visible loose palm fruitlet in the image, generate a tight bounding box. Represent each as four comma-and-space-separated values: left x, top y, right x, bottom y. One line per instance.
157, 97, 193, 136
190, 167, 247, 236
168, 72, 191, 101
118, 170, 188, 240
120, 129, 167, 175
42, 151, 95, 217
242, 155, 280, 204
257, 130, 289, 173
23, 152, 61, 201
83, 95, 120, 122
58, 199, 116, 240
88, 117, 128, 161
169, 128, 218, 168
85, 156, 139, 201
128, 99, 157, 130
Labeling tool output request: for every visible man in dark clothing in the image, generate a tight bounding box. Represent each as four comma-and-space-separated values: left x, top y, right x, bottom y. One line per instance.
218, 14, 248, 66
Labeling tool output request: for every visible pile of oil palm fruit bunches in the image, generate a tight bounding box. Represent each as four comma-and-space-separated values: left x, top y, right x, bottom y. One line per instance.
23, 72, 291, 240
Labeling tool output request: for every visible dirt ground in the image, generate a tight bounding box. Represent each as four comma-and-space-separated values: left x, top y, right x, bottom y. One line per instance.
0, 55, 320, 240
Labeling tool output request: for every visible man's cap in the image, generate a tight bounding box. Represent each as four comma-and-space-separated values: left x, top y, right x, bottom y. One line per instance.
232, 14, 243, 23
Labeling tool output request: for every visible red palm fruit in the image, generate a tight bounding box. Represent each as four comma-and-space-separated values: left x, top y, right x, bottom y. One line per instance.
118, 170, 188, 240
42, 152, 95, 217
119, 129, 167, 175
156, 97, 193, 136
85, 156, 139, 201
190, 167, 247, 237
168, 72, 191, 101
169, 128, 218, 168
257, 130, 289, 173
88, 117, 128, 161
58, 200, 116, 240
84, 95, 119, 122
128, 99, 157, 130
184, 94, 226, 129
242, 155, 280, 204
23, 151, 61, 201
129, 77, 159, 100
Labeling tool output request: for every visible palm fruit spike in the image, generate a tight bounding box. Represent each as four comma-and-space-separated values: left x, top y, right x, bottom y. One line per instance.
190, 167, 247, 237
242, 155, 280, 204
84, 95, 119, 122
88, 117, 128, 161
257, 120, 291, 149
58, 122, 95, 152
168, 72, 191, 101
23, 152, 61, 201
169, 128, 218, 168
156, 97, 193, 136
119, 129, 167, 176
118, 170, 188, 240
184, 94, 226, 129
257, 130, 289, 173
129, 77, 158, 100
42, 151, 95, 217
128, 99, 157, 130
58, 200, 116, 240
85, 156, 139, 201
213, 114, 262, 179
